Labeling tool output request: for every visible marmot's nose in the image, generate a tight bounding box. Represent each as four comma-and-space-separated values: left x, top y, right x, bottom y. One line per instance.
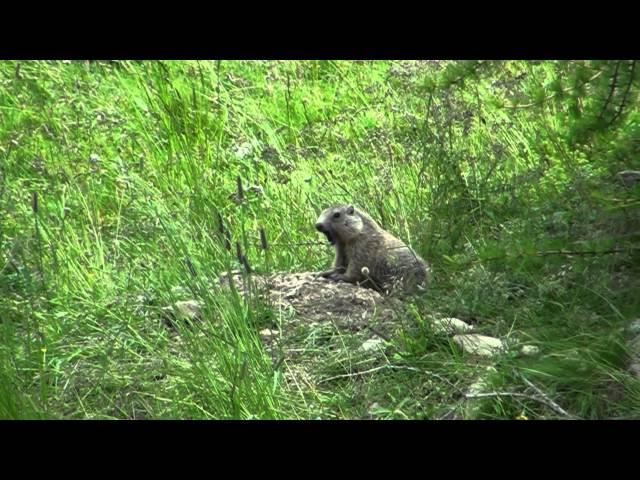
315, 223, 325, 232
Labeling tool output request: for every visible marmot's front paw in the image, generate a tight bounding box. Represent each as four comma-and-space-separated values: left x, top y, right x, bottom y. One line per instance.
327, 272, 348, 282
314, 270, 332, 279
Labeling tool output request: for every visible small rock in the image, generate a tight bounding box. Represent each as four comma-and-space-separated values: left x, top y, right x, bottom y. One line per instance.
628, 319, 640, 336
234, 141, 253, 159
170, 286, 191, 297
626, 319, 640, 378
431, 317, 473, 335
465, 366, 498, 419
135, 293, 152, 305
628, 335, 640, 378
617, 170, 640, 188
259, 328, 278, 338
361, 338, 386, 353
453, 334, 505, 357
161, 299, 203, 328
520, 345, 541, 357
467, 366, 498, 395
173, 300, 202, 320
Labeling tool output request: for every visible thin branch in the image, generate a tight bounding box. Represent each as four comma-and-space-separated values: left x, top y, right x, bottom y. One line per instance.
464, 391, 578, 419
478, 247, 640, 264
534, 248, 637, 257
443, 246, 640, 269
317, 364, 464, 396
318, 365, 394, 384
520, 375, 574, 419
609, 60, 636, 126
598, 61, 621, 121
268, 241, 327, 247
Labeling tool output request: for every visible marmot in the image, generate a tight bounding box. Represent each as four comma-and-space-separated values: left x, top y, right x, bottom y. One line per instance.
315, 204, 428, 294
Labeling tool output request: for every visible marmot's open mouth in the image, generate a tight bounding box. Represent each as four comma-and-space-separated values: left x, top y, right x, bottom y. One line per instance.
322, 231, 336, 245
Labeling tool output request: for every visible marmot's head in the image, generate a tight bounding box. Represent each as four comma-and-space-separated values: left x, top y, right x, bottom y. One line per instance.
315, 204, 364, 244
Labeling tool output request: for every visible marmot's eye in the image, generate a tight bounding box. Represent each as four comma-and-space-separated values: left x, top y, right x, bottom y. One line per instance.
333, 212, 341, 219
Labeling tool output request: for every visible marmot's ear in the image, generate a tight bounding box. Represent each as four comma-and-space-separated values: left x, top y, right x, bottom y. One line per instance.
347, 205, 355, 215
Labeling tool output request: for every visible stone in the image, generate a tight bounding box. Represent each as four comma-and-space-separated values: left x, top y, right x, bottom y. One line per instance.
259, 328, 278, 338
616, 170, 640, 188
464, 366, 498, 419
623, 319, 640, 378
431, 317, 473, 335
628, 325, 640, 379
453, 334, 505, 357
520, 345, 541, 357
368, 402, 382, 417
360, 337, 386, 353
170, 300, 202, 321
628, 319, 640, 336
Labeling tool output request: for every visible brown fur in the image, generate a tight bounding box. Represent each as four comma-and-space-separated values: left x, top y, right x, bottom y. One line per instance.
315, 204, 428, 294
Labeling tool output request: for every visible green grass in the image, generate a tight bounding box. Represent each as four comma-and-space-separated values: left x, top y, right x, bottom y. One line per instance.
1, 60, 639, 419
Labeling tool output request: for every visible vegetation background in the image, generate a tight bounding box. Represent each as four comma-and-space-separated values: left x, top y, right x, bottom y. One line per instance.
1, 60, 638, 419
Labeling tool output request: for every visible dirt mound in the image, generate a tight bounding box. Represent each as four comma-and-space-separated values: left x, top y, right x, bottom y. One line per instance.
216, 271, 402, 337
